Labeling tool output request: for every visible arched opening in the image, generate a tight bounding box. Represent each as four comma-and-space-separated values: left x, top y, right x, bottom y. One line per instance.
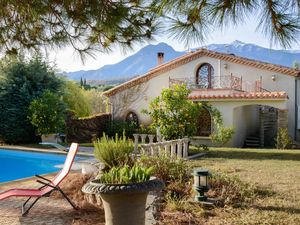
196, 63, 214, 88
196, 107, 212, 136
125, 111, 139, 126
233, 104, 280, 147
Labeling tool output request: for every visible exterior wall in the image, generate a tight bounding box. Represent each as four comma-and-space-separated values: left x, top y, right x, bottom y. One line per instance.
208, 100, 287, 147
296, 79, 300, 140
109, 55, 295, 143
232, 105, 260, 147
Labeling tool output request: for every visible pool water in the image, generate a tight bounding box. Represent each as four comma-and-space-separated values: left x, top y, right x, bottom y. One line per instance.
0, 149, 83, 183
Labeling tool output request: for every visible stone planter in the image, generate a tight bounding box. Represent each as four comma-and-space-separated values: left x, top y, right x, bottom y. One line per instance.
82, 178, 164, 225
41, 134, 57, 143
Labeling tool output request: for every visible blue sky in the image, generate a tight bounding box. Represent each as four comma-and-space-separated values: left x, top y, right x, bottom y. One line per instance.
49, 17, 300, 72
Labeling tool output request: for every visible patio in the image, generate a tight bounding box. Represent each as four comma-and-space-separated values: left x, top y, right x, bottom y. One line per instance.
0, 173, 105, 225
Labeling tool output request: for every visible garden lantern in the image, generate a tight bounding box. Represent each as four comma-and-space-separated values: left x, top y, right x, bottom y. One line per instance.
193, 169, 210, 202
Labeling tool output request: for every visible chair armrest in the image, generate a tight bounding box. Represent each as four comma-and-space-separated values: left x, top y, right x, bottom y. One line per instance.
35, 175, 52, 183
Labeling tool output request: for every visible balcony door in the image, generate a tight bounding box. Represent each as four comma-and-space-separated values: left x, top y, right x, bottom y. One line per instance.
196, 63, 214, 88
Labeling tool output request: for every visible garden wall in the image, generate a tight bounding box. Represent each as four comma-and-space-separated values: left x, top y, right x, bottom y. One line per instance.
66, 113, 111, 143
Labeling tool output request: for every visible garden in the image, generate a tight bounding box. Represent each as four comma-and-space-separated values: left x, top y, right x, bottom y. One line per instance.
0, 58, 299, 225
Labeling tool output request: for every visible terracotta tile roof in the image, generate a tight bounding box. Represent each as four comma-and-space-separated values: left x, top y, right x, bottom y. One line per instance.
188, 91, 288, 100
104, 48, 300, 97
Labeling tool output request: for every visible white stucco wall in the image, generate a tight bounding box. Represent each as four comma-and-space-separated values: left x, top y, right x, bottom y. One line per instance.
232, 105, 260, 147
109, 55, 296, 145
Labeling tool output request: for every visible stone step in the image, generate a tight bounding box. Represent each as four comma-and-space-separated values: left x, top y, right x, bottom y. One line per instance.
246, 136, 260, 140
245, 141, 260, 144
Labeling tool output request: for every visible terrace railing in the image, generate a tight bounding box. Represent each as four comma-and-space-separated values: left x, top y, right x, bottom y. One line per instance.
169, 75, 269, 93
140, 138, 189, 159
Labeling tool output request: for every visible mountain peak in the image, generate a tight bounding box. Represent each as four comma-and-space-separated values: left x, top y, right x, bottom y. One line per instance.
142, 42, 174, 51
231, 40, 246, 46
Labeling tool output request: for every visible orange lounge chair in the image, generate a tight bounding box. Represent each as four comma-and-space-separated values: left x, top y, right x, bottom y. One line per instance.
0, 143, 79, 216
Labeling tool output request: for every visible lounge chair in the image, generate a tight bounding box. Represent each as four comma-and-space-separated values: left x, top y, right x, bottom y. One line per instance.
0, 143, 79, 216
39, 142, 68, 151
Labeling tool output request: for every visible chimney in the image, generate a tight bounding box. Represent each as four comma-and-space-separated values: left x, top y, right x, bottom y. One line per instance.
157, 52, 164, 65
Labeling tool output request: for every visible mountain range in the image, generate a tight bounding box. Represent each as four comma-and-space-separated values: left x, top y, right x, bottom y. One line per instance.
66, 40, 300, 81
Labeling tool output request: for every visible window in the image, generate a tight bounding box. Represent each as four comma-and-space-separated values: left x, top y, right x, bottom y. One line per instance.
196, 63, 214, 88
125, 111, 139, 126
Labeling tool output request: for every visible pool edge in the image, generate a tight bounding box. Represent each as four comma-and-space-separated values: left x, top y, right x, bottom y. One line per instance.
0, 145, 93, 157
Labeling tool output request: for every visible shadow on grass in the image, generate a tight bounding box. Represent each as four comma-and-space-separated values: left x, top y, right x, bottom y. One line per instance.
251, 205, 300, 214
205, 150, 300, 161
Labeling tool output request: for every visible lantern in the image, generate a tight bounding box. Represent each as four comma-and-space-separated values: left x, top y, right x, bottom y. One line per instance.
193, 169, 210, 202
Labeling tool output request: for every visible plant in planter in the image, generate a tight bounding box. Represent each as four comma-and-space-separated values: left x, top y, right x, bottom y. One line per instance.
93, 132, 134, 171
28, 90, 66, 142
83, 134, 164, 225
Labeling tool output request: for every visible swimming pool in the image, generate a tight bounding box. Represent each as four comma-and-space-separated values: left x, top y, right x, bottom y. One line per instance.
0, 149, 85, 183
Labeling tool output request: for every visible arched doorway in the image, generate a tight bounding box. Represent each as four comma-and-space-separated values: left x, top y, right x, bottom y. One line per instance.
196, 63, 214, 88
125, 111, 139, 126
196, 108, 212, 136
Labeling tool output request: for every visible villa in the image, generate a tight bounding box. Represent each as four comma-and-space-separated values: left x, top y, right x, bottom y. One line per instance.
104, 49, 300, 147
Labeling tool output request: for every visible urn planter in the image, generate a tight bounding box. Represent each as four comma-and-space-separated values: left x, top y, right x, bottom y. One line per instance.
82, 178, 164, 225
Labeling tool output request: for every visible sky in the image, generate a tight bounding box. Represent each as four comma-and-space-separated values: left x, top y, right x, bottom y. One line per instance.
48, 16, 300, 73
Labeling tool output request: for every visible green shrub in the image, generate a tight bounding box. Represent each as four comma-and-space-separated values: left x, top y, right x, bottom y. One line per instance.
0, 57, 63, 144
100, 165, 154, 184
135, 124, 156, 134
93, 133, 134, 171
28, 90, 66, 135
106, 120, 138, 138
62, 80, 91, 117
143, 84, 201, 140
140, 155, 191, 185
210, 126, 235, 146
276, 128, 293, 149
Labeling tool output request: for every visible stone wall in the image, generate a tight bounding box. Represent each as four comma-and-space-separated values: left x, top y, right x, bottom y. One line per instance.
66, 113, 111, 143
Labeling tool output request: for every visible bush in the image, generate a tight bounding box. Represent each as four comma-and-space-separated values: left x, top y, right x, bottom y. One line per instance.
135, 124, 156, 134
276, 128, 293, 149
0, 57, 63, 144
140, 155, 191, 185
143, 84, 201, 140
210, 126, 235, 146
82, 88, 108, 115
100, 165, 154, 184
93, 133, 134, 171
28, 90, 66, 135
62, 80, 91, 117
105, 119, 138, 138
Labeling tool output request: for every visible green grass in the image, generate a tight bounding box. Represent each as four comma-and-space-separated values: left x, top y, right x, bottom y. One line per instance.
188, 147, 300, 225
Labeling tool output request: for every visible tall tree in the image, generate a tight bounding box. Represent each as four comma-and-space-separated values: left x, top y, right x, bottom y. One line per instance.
0, 0, 299, 57
0, 57, 63, 144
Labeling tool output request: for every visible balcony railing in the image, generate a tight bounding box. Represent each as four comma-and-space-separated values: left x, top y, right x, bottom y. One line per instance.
169, 75, 269, 93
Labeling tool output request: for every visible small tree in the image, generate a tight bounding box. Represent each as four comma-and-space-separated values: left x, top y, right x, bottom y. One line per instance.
62, 80, 91, 117
28, 90, 66, 135
275, 128, 293, 149
143, 84, 201, 140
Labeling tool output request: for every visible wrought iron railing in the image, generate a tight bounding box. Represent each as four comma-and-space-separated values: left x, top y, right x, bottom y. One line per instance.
169, 75, 269, 93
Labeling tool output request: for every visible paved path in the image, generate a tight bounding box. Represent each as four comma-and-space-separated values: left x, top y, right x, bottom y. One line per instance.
0, 175, 105, 225
1, 180, 158, 225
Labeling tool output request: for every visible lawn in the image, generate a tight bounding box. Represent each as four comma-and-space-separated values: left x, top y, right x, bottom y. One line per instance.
188, 148, 300, 225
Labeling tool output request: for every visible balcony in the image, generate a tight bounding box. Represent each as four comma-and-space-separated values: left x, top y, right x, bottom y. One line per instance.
169, 75, 269, 93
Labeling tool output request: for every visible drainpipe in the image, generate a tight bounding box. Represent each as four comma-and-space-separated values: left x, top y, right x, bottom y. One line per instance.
218, 59, 221, 87
295, 78, 299, 140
